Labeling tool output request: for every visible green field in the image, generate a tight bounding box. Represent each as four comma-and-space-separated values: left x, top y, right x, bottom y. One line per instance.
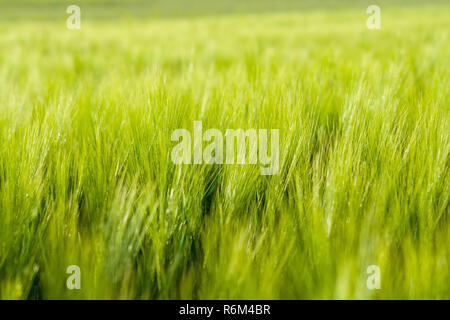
0, 1, 449, 299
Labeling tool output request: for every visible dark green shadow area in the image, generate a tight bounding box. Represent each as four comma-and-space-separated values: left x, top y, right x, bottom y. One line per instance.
1, 0, 449, 21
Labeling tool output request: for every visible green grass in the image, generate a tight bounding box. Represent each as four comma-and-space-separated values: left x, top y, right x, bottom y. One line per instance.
0, 1, 449, 299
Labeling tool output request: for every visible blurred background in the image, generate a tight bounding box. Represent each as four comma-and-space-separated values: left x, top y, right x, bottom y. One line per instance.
1, 0, 449, 21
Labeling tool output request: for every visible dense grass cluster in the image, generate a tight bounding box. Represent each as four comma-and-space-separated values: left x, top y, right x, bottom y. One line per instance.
0, 2, 449, 299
